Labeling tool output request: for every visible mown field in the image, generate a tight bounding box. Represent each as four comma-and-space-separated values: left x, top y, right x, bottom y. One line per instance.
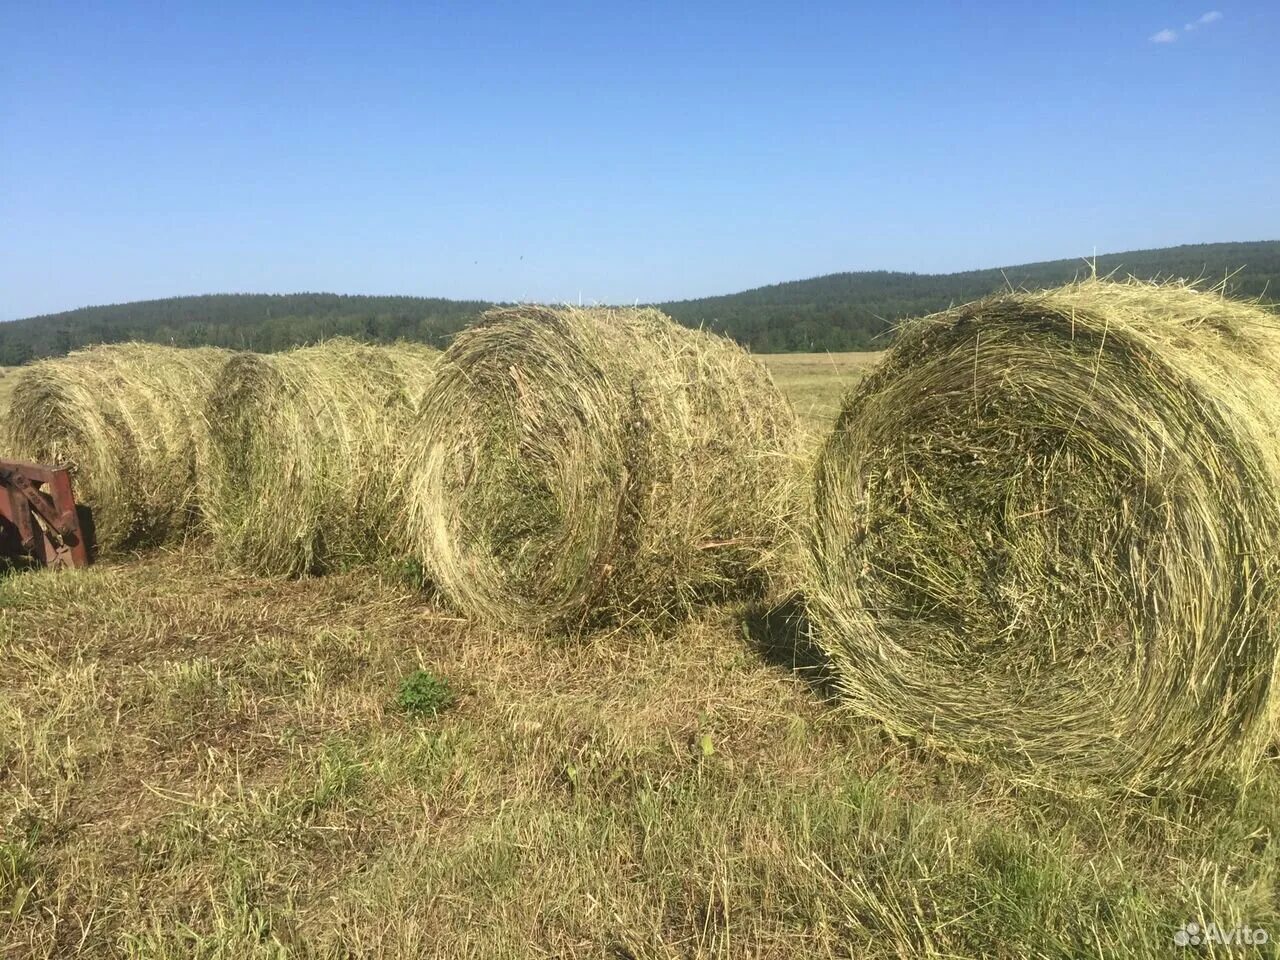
2, 353, 1278, 958
760, 352, 883, 430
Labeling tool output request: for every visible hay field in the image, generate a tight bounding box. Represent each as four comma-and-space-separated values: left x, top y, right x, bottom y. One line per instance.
761, 351, 884, 430
3, 350, 1277, 959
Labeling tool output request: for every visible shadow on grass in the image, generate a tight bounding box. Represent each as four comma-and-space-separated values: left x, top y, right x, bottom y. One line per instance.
742, 593, 841, 700
0, 543, 39, 579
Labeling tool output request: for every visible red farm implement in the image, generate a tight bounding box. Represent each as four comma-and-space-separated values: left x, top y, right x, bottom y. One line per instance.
0, 458, 93, 569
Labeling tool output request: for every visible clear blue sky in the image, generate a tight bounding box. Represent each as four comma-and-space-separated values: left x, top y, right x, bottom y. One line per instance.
2, 1, 1277, 320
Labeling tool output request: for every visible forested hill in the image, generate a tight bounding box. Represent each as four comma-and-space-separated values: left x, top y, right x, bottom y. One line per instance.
661, 241, 1280, 351
2, 240, 1276, 363
0, 294, 491, 365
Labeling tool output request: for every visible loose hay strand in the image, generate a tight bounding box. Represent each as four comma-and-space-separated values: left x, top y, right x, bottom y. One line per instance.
403, 306, 800, 629
202, 338, 438, 576
807, 278, 1280, 790
2, 343, 229, 550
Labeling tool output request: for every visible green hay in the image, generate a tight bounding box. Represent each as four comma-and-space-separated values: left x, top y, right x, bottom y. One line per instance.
402, 306, 799, 630
808, 278, 1280, 791
2, 343, 229, 551
202, 339, 438, 576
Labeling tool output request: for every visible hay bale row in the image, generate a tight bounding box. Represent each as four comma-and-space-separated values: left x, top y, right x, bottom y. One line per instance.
806, 279, 1280, 789
2, 343, 229, 550
401, 306, 800, 630
202, 338, 438, 576
7, 283, 1279, 792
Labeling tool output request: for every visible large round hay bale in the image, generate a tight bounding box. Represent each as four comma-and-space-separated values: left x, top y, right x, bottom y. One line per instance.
808, 279, 1280, 790
2, 343, 229, 551
402, 306, 799, 629
203, 339, 438, 576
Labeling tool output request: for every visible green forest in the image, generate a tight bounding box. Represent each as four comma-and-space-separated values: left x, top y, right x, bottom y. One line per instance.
2, 241, 1276, 363
661, 240, 1280, 351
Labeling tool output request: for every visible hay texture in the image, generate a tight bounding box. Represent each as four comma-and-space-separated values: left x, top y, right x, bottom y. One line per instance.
203, 339, 438, 576
403, 306, 798, 630
808, 279, 1280, 790
3, 343, 228, 551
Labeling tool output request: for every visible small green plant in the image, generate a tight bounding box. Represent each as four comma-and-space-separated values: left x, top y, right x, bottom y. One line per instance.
396, 669, 455, 717
383, 556, 430, 588
1, 840, 38, 920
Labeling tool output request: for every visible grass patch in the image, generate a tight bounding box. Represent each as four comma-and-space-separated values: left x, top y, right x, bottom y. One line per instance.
2, 548, 1279, 956
396, 669, 455, 717
0, 839, 39, 923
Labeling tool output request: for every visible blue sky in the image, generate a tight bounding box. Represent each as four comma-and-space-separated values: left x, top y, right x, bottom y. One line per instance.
2, 1, 1277, 320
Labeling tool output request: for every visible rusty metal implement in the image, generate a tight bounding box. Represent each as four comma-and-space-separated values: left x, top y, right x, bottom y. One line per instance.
0, 458, 92, 568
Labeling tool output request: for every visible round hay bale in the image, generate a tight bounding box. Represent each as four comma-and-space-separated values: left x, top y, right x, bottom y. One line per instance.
808, 279, 1280, 790
402, 306, 799, 629
203, 338, 438, 576
2, 343, 229, 551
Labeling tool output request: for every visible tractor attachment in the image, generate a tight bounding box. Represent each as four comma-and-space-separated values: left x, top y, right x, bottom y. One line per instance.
0, 458, 93, 569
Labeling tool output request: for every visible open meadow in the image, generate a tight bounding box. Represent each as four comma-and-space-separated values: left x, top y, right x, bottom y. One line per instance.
760, 352, 884, 431
3, 350, 1279, 958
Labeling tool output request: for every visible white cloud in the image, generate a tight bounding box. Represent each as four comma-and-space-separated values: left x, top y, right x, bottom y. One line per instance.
1157, 11, 1222, 42
1184, 10, 1224, 31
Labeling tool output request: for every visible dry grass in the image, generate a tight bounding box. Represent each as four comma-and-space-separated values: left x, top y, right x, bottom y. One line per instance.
2, 546, 1278, 958
759, 351, 884, 433
809, 279, 1280, 792
202, 339, 438, 576
0, 367, 17, 413
1, 345, 228, 551
403, 306, 801, 630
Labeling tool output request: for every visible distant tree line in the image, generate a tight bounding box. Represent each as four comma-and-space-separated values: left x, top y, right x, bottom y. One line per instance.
1, 241, 1276, 364
0, 294, 492, 366
661, 241, 1280, 352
